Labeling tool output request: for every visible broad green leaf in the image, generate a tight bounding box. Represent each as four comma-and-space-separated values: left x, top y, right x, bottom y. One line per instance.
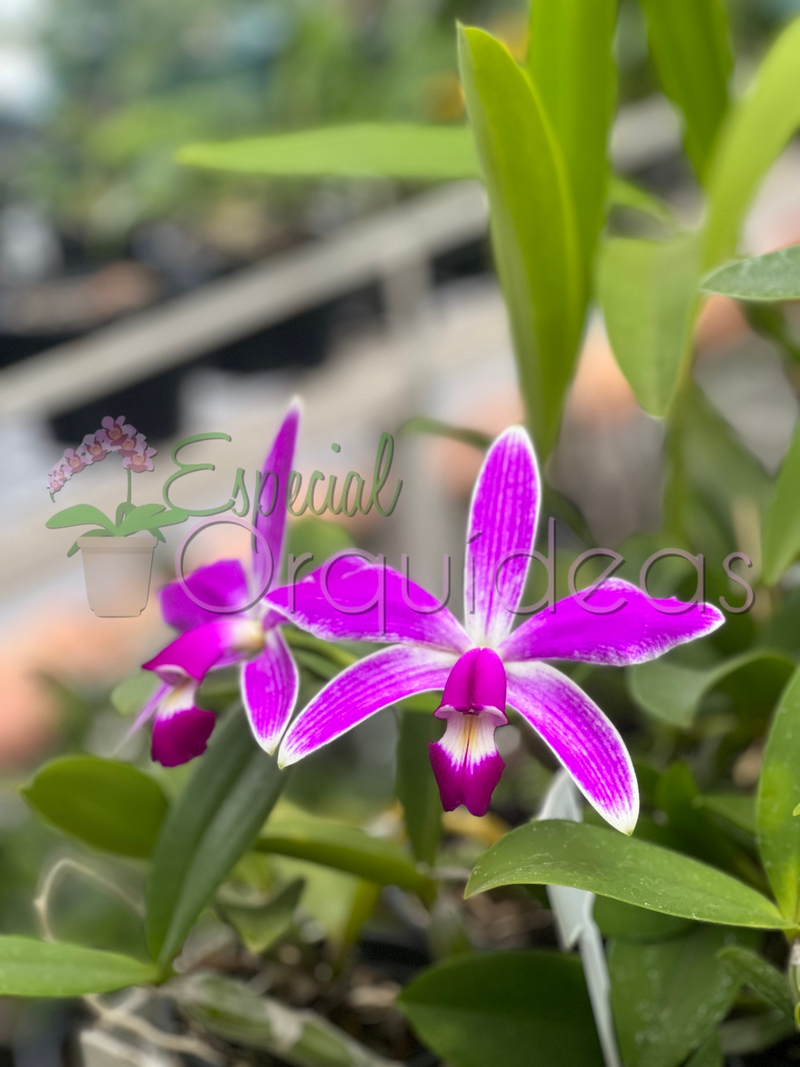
466, 820, 788, 929
598, 234, 699, 416
221, 879, 304, 954
458, 25, 583, 458
46, 504, 116, 532
762, 421, 800, 586
178, 123, 479, 179
396, 711, 443, 866
686, 1034, 723, 1067
638, 0, 731, 179
703, 16, 800, 270
116, 503, 165, 535
255, 817, 435, 904
628, 650, 795, 728
757, 667, 800, 923
146, 706, 286, 965
608, 176, 675, 223
695, 794, 756, 837
527, 0, 616, 270
110, 670, 160, 717
702, 245, 800, 302
592, 896, 692, 942
173, 972, 399, 1066
609, 925, 747, 1067
22, 756, 168, 859
398, 950, 603, 1067
0, 937, 157, 997
719, 1011, 795, 1056
717, 944, 793, 1015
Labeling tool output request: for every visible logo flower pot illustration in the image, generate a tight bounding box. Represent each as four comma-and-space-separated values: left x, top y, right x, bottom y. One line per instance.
46, 416, 187, 617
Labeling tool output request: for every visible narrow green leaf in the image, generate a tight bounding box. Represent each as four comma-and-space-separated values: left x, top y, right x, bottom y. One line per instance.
458, 25, 583, 458
466, 820, 788, 929
609, 925, 749, 1067
21, 756, 168, 859
702, 245, 800, 302
695, 794, 757, 837
255, 818, 435, 904
703, 16, 800, 270
221, 879, 305, 954
527, 0, 616, 270
608, 176, 675, 223
757, 667, 800, 924
717, 944, 794, 1015
46, 504, 116, 532
598, 234, 699, 417
0, 937, 157, 997
174, 972, 399, 1066
110, 670, 160, 716
638, 0, 732, 179
628, 650, 795, 728
396, 711, 443, 867
146, 706, 286, 965
399, 416, 491, 451
399, 950, 603, 1067
178, 123, 479, 179
719, 1011, 795, 1056
616, 933, 749, 1067
762, 421, 800, 586
686, 1033, 723, 1067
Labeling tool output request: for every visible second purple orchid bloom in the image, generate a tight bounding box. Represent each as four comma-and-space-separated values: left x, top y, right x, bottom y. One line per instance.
268, 427, 724, 834
137, 404, 300, 766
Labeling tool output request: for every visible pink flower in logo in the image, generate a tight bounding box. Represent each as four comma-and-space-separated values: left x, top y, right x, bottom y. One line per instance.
62, 448, 88, 475
122, 444, 157, 473
98, 415, 136, 450
118, 432, 148, 458
80, 433, 112, 463
47, 466, 68, 494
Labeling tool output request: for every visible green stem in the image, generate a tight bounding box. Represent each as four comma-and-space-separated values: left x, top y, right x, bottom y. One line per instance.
127, 467, 132, 505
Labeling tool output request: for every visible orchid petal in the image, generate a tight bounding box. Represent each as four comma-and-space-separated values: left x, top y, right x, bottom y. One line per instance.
242, 628, 299, 754
159, 559, 250, 632
253, 401, 300, 592
464, 426, 539, 647
143, 618, 264, 682
151, 679, 215, 767
430, 706, 508, 817
278, 645, 456, 767
268, 556, 470, 654
506, 660, 638, 834
498, 579, 725, 666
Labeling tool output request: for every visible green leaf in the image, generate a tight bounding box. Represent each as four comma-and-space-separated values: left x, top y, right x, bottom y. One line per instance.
757, 667, 800, 924
762, 421, 800, 586
0, 937, 157, 997
628, 650, 795, 728
221, 879, 305, 954
703, 16, 800, 270
398, 950, 604, 1067
686, 1034, 723, 1067
254, 817, 435, 904
466, 820, 789, 929
146, 706, 286, 966
695, 794, 757, 837
638, 0, 732, 179
608, 176, 675, 223
396, 711, 443, 867
609, 925, 747, 1067
399, 416, 491, 451
592, 896, 692, 942
173, 972, 400, 1066
717, 944, 793, 1015
110, 670, 160, 716
527, 0, 616, 271
178, 123, 479, 179
458, 25, 583, 458
46, 504, 116, 532
285, 517, 354, 571
702, 245, 800, 302
598, 234, 699, 417
21, 756, 168, 859
115, 503, 164, 534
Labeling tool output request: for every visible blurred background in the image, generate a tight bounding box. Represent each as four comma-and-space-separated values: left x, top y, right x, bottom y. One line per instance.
1, 0, 800, 1058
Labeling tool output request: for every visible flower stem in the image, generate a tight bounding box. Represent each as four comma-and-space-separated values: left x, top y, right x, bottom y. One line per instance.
127, 467, 132, 505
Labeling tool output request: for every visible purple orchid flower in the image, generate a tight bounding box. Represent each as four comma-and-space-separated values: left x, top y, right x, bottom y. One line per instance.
137, 403, 301, 767
268, 426, 724, 833
123, 440, 158, 473
99, 415, 136, 449
79, 432, 112, 463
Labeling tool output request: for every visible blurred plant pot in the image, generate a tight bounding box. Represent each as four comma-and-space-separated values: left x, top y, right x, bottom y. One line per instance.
78, 533, 157, 617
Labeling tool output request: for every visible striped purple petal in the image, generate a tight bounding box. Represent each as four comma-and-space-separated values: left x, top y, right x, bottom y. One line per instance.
464, 426, 539, 648
253, 401, 300, 592
150, 679, 215, 767
143, 618, 264, 683
159, 559, 250, 632
505, 661, 638, 834
278, 644, 457, 767
498, 579, 725, 666
429, 706, 508, 817
241, 627, 299, 754
268, 556, 470, 654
